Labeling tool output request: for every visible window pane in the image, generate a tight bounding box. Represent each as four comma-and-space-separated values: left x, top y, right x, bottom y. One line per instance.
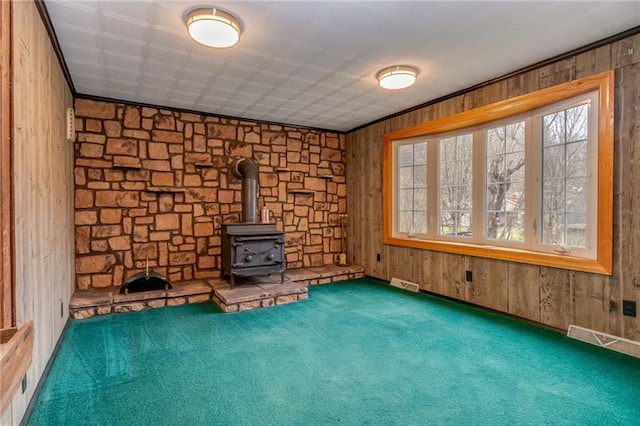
541, 103, 590, 248
399, 189, 413, 210
488, 128, 505, 157
414, 189, 427, 211
414, 165, 427, 188
399, 145, 413, 167
543, 145, 565, 178
399, 167, 413, 188
457, 134, 473, 159
440, 134, 473, 237
566, 141, 587, 178
567, 104, 588, 142
543, 112, 565, 146
543, 179, 565, 212
396, 142, 428, 235
503, 212, 524, 241
414, 143, 427, 165
413, 213, 427, 234
566, 214, 586, 247
566, 178, 586, 213
399, 211, 413, 234
542, 213, 564, 245
486, 121, 525, 242
508, 122, 526, 152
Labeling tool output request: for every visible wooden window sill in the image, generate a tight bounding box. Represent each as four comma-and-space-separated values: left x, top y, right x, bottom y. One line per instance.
0, 321, 33, 415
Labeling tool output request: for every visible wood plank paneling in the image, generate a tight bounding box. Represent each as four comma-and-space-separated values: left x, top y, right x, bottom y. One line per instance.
506, 70, 540, 99
441, 253, 465, 300
507, 263, 540, 322
385, 246, 415, 283
418, 250, 443, 294
463, 81, 507, 110
571, 272, 610, 333
2, 1, 74, 424
346, 30, 639, 341
465, 257, 508, 312
538, 58, 575, 89
367, 124, 385, 278
612, 33, 640, 68
616, 64, 640, 341
575, 45, 612, 78
539, 267, 572, 330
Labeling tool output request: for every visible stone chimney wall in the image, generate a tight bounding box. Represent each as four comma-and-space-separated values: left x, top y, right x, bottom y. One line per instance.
73, 99, 346, 290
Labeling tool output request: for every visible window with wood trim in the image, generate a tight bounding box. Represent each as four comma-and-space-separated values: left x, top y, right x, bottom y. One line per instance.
383, 71, 614, 275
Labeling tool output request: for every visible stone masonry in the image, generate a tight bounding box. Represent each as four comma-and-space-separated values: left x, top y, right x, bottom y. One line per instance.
74, 99, 346, 290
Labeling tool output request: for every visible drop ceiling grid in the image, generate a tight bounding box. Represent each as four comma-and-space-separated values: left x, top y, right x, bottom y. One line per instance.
44, 0, 640, 131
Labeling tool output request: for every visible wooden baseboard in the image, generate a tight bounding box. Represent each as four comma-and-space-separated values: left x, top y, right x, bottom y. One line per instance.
0, 321, 33, 415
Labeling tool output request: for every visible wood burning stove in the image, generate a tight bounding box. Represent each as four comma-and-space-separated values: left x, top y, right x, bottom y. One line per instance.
221, 158, 286, 287
221, 223, 284, 287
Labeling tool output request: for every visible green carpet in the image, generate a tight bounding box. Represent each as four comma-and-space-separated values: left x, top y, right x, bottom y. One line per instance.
28, 278, 640, 425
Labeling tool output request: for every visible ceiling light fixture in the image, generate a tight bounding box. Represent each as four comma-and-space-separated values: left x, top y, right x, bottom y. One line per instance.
376, 65, 418, 90
185, 7, 242, 48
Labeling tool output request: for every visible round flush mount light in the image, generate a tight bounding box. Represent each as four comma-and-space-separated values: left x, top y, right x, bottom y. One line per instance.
185, 7, 242, 48
376, 65, 418, 90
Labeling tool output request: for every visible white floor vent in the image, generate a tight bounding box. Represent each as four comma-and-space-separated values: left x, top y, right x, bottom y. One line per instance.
390, 278, 420, 292
567, 325, 640, 358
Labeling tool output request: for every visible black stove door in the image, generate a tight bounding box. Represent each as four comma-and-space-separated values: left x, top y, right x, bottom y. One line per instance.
233, 240, 260, 268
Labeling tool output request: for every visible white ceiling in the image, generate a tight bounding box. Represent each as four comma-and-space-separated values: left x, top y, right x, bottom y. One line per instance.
44, 1, 640, 132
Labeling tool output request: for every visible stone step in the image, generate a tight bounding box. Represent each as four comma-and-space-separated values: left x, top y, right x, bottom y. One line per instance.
213, 278, 308, 313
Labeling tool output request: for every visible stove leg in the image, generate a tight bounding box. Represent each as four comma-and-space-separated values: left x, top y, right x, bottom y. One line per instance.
280, 271, 284, 283
230, 274, 235, 288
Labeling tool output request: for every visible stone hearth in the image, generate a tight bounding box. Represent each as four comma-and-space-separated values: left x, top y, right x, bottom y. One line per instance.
70, 264, 364, 318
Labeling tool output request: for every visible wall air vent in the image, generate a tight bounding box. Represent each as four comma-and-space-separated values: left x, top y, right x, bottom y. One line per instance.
390, 277, 420, 292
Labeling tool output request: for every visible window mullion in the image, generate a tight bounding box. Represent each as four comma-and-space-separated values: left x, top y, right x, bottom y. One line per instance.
526, 114, 540, 251
473, 129, 485, 243
427, 139, 438, 238
587, 104, 596, 249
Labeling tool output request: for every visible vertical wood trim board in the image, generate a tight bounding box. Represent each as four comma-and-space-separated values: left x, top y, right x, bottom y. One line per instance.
0, 0, 13, 329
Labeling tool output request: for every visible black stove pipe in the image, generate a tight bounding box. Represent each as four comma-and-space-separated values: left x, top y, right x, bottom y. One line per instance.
233, 158, 258, 223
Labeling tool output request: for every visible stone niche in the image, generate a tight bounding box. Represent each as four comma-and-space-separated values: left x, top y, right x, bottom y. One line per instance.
73, 99, 347, 290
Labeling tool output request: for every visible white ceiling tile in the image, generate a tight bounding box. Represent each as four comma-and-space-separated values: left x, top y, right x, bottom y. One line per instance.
47, 1, 100, 29
102, 34, 146, 57
54, 23, 101, 48
147, 44, 189, 64
104, 53, 143, 72
169, 92, 202, 105
150, 26, 194, 52
103, 66, 140, 82
66, 59, 103, 77
100, 12, 149, 39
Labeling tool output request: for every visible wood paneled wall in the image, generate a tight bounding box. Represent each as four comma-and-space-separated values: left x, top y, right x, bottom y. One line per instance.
346, 33, 640, 341
1, 1, 74, 424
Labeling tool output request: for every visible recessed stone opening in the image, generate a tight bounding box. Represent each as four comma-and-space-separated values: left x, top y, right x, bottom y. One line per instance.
119, 271, 172, 294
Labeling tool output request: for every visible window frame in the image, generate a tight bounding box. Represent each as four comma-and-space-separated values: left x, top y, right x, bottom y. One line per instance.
382, 71, 614, 275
